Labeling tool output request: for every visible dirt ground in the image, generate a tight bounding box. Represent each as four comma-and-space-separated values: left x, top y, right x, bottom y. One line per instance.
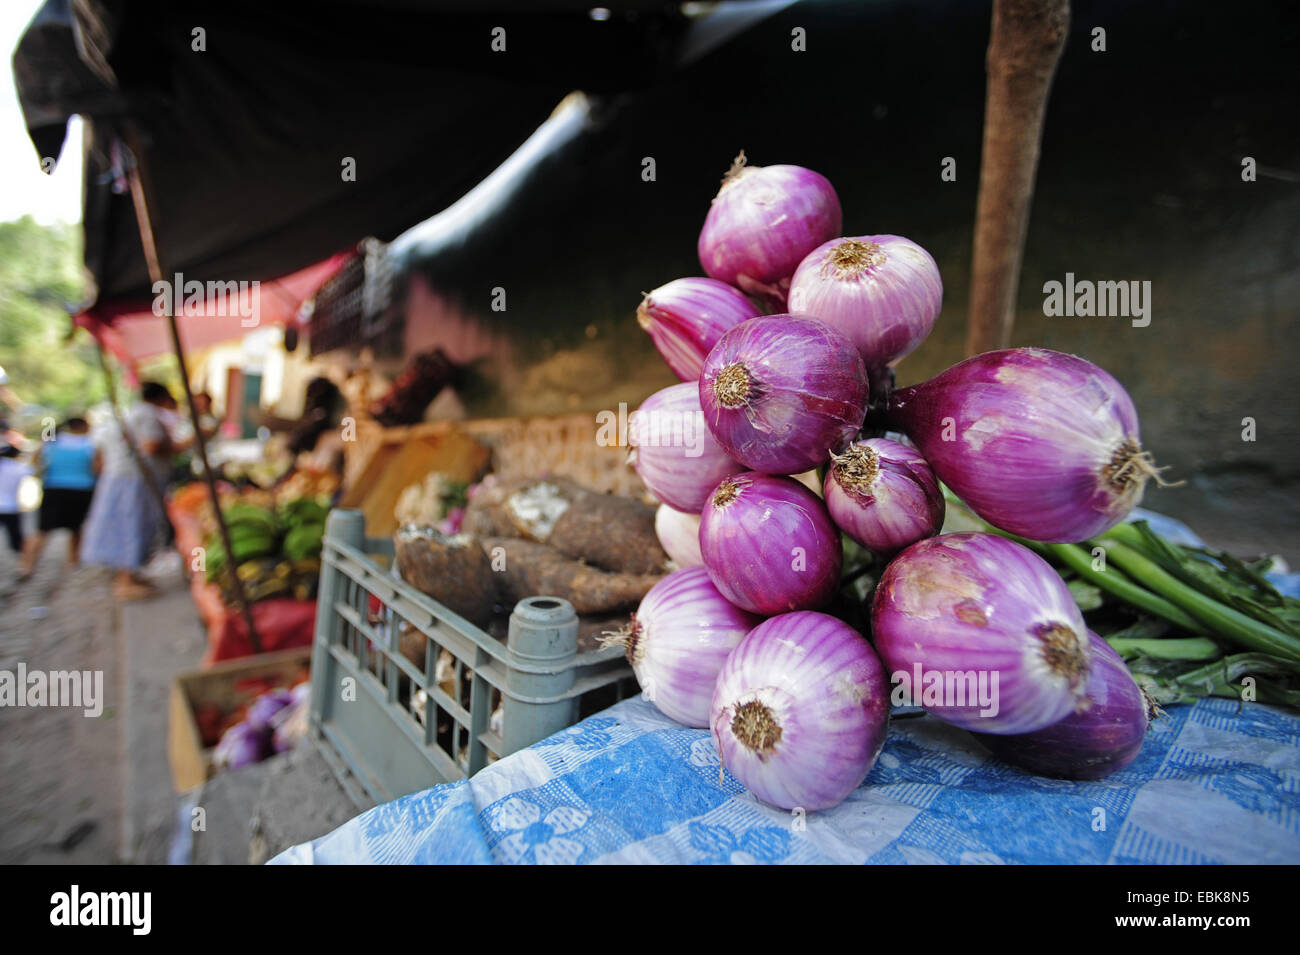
0, 532, 125, 862
0, 530, 209, 864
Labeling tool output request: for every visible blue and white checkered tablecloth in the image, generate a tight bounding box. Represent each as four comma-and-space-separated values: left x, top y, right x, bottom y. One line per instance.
271, 693, 1300, 865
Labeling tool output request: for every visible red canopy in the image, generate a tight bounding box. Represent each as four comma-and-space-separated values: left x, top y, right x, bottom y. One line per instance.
74, 251, 353, 376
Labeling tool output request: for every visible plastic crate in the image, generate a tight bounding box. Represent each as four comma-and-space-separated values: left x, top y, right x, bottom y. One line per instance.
308, 508, 637, 809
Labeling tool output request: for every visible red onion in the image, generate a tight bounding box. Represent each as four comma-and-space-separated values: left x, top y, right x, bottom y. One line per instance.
888, 348, 1164, 543
788, 235, 943, 376
823, 438, 944, 557
654, 503, 703, 568
698, 472, 842, 615
630, 382, 744, 513
637, 277, 762, 382
710, 611, 890, 811
974, 631, 1152, 780
610, 566, 760, 728
213, 721, 269, 770
245, 688, 295, 731
699, 315, 869, 475
872, 532, 1092, 735
697, 152, 842, 311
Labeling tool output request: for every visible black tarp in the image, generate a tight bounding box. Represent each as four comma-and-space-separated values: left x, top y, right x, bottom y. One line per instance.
13, 0, 696, 303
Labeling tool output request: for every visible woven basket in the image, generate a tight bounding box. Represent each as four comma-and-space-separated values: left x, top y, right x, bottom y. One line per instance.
461, 413, 646, 500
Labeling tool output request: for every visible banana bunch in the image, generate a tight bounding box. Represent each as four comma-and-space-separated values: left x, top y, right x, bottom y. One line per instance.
280, 497, 329, 563
202, 497, 330, 602
204, 504, 280, 583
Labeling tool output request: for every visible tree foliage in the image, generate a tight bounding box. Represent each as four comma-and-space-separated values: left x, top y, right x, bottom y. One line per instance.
0, 216, 105, 420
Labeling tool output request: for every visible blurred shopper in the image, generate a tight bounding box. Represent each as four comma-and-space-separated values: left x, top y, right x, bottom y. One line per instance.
0, 441, 32, 568
19, 417, 99, 578
192, 391, 220, 441
79, 382, 176, 600
250, 375, 345, 478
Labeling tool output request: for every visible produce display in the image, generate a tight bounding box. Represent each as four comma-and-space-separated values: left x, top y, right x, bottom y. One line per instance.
608, 152, 1298, 813
394, 525, 497, 627
462, 475, 669, 577
203, 495, 330, 605
212, 682, 311, 772
398, 475, 670, 620
394, 472, 468, 534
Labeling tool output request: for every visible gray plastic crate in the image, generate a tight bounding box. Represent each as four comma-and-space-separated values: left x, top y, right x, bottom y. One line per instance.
308, 508, 637, 809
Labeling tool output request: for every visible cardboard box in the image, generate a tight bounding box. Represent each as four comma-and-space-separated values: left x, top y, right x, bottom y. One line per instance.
168, 647, 313, 793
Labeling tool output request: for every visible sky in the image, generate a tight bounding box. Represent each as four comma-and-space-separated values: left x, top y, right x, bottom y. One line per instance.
1, 0, 83, 225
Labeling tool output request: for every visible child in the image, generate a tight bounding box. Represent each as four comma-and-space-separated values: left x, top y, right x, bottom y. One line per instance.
0, 442, 32, 564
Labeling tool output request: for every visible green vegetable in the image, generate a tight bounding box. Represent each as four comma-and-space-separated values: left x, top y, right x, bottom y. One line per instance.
1094, 536, 1300, 662
1107, 636, 1222, 662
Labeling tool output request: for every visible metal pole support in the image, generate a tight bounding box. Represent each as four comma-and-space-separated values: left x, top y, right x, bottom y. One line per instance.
310, 508, 366, 732
502, 596, 579, 754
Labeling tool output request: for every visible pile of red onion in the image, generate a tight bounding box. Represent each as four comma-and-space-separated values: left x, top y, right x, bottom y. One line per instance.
620, 152, 1162, 813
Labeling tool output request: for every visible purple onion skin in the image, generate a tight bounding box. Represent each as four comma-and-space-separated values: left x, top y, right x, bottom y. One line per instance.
655, 504, 703, 568
823, 438, 944, 557
788, 235, 943, 375
245, 688, 295, 730
974, 631, 1150, 780
699, 472, 842, 615
699, 315, 869, 475
711, 612, 890, 811
628, 566, 761, 728
630, 382, 745, 513
698, 161, 842, 311
637, 278, 762, 382
214, 721, 270, 770
888, 348, 1149, 543
872, 532, 1092, 735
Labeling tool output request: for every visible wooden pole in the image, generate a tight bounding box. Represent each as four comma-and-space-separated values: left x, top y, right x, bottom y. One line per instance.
965, 0, 1070, 356
124, 126, 263, 655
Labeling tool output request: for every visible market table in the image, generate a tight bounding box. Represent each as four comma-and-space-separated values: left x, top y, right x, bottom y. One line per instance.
271, 693, 1300, 865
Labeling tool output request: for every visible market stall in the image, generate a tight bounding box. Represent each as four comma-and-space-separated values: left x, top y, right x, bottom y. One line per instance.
13, 0, 1298, 872
278, 126, 1300, 863
168, 475, 335, 664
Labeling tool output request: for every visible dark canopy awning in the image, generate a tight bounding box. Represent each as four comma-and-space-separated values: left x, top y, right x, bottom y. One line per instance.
12, 0, 707, 304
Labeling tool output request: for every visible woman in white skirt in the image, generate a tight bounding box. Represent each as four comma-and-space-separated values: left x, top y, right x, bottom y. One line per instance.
80, 382, 177, 600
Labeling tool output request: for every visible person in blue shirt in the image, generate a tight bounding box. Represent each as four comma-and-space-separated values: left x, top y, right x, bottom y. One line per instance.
19, 417, 99, 578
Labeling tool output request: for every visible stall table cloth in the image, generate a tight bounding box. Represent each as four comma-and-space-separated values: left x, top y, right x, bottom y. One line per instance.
272, 693, 1300, 865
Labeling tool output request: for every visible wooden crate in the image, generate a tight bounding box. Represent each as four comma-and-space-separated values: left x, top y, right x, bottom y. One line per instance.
167, 647, 313, 793
339, 420, 491, 538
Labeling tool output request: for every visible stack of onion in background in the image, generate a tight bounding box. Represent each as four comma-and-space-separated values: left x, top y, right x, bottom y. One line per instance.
618, 153, 1162, 812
